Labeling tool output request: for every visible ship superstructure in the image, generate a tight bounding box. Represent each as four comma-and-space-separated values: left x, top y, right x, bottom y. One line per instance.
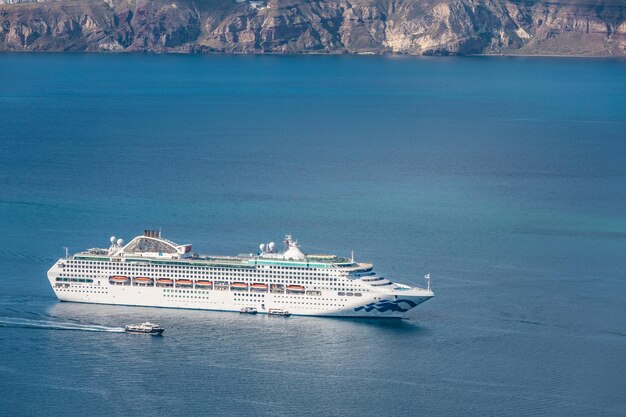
47, 230, 433, 318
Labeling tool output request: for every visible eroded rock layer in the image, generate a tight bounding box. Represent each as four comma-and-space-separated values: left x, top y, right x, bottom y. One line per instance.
0, 0, 624, 56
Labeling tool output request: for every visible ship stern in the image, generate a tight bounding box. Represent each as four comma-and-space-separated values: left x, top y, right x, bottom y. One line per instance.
46, 259, 64, 300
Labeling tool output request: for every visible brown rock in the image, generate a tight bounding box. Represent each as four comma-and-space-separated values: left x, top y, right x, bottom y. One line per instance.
0, 0, 623, 56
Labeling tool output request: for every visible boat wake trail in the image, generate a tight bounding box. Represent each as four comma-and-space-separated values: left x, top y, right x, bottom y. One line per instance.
0, 317, 125, 332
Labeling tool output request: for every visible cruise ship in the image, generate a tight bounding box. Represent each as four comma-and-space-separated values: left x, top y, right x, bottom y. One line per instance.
47, 230, 434, 318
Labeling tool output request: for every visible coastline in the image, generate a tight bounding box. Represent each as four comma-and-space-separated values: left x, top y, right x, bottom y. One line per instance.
1, 0, 624, 58
0, 49, 624, 59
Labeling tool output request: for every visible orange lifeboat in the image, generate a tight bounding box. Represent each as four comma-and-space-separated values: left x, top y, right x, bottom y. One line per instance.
230, 282, 248, 290
287, 285, 305, 293
176, 279, 193, 287
251, 283, 268, 291
195, 280, 213, 287
110, 275, 129, 283
156, 278, 173, 287
134, 277, 153, 284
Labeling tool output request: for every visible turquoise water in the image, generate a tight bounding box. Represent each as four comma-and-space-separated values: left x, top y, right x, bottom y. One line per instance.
0, 54, 625, 416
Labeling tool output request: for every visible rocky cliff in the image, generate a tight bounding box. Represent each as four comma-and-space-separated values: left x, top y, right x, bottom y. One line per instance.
0, 0, 624, 56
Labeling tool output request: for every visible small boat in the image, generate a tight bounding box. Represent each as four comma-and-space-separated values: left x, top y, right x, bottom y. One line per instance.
176, 279, 193, 287
110, 275, 129, 283
134, 277, 153, 285
240, 307, 258, 314
251, 283, 268, 291
195, 280, 213, 287
268, 308, 291, 317
286, 285, 305, 293
124, 322, 164, 335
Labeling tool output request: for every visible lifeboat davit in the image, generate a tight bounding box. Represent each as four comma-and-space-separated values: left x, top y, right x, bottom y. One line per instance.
176, 279, 193, 287
270, 284, 285, 293
287, 285, 305, 293
195, 280, 213, 287
134, 277, 153, 284
110, 275, 129, 283
251, 283, 268, 291
230, 282, 248, 289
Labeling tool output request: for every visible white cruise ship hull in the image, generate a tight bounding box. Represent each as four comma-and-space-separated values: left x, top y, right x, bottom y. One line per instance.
46, 232, 434, 319
47, 262, 432, 319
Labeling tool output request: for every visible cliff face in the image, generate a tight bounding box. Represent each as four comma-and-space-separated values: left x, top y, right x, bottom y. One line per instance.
0, 0, 624, 56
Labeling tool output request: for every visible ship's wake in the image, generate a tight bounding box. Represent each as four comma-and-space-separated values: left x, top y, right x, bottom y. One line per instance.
0, 317, 125, 332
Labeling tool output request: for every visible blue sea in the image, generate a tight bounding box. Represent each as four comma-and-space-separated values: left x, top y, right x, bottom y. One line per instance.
0, 54, 625, 416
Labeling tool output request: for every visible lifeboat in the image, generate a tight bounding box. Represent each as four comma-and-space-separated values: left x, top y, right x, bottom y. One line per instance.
268, 308, 291, 317
251, 283, 268, 291
287, 285, 305, 293
176, 279, 193, 287
156, 278, 173, 286
230, 282, 248, 290
110, 275, 129, 283
134, 277, 153, 285
195, 280, 213, 287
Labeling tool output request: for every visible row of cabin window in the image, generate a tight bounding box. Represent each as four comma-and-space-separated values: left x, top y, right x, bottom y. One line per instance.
76, 260, 339, 272
70, 264, 339, 278
74, 260, 338, 272
56, 277, 93, 283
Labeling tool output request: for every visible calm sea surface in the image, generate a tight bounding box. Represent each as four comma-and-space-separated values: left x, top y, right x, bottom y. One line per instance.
0, 54, 625, 416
